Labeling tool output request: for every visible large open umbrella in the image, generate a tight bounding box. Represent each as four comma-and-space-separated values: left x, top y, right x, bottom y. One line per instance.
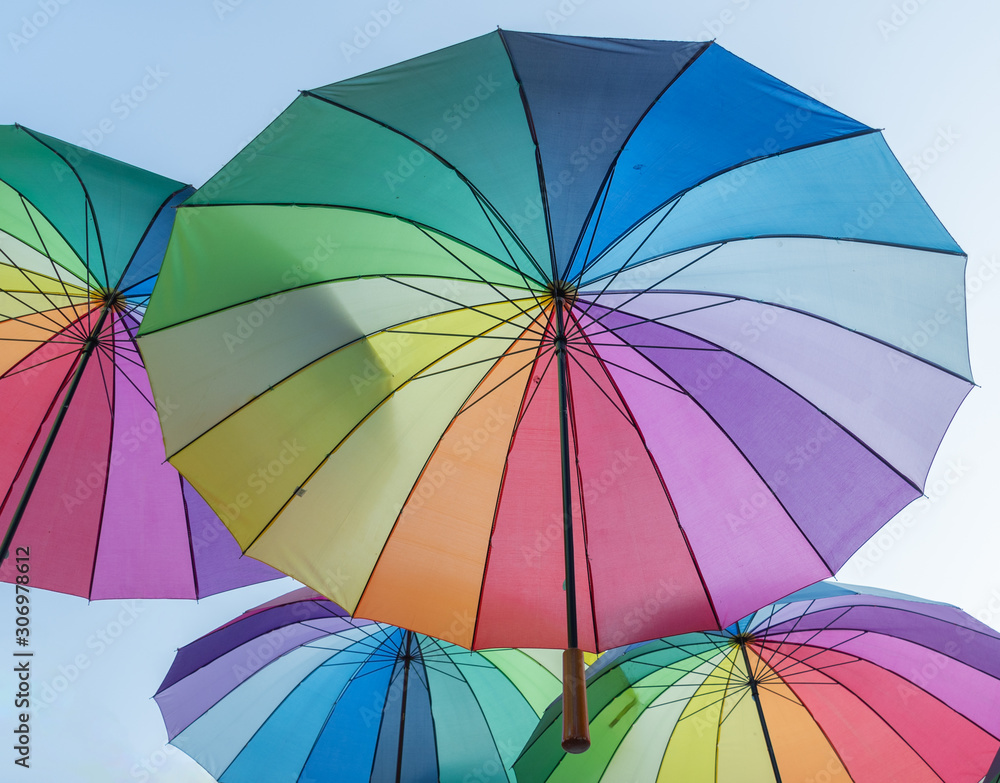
154, 586, 561, 782
514, 582, 1000, 783
137, 31, 972, 745
0, 125, 280, 598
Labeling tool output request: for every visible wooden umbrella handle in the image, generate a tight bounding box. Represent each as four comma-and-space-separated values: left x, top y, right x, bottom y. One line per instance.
561, 647, 591, 753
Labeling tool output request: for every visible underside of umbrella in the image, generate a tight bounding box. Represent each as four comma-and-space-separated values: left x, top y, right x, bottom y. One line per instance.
515, 582, 1000, 782
0, 124, 280, 598
155, 587, 562, 782
139, 30, 971, 644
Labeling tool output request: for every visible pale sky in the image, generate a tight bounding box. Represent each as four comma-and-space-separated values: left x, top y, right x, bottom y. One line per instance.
1, 1, 998, 780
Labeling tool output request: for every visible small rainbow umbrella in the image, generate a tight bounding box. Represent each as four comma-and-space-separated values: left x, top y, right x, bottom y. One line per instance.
154, 587, 562, 782
0, 125, 280, 598
514, 582, 1000, 782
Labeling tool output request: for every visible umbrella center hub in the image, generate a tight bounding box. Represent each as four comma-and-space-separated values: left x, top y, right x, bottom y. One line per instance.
548, 280, 577, 305
728, 631, 757, 648
91, 287, 127, 313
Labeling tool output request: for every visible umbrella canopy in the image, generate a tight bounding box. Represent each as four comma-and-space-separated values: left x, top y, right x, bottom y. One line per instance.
154, 587, 562, 782
0, 125, 280, 598
137, 31, 971, 649
514, 582, 1000, 783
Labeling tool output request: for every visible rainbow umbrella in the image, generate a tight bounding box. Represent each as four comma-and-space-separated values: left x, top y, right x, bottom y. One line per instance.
154, 587, 561, 782
0, 125, 280, 598
137, 31, 971, 744
514, 582, 1000, 783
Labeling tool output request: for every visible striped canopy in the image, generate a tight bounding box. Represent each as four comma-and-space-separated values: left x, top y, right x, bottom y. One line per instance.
139, 31, 971, 648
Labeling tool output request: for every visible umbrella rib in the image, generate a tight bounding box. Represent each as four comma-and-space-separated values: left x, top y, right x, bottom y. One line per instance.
563, 348, 686, 395
456, 345, 548, 417
756, 633, 866, 679
572, 196, 685, 300
0, 315, 75, 340
95, 341, 159, 413
753, 605, 858, 671
0, 355, 77, 516
775, 650, 951, 781
0, 245, 86, 329
563, 345, 633, 423
410, 224, 547, 314
716, 680, 754, 729
386, 328, 543, 342
469, 329, 559, 648
97, 334, 147, 374
573, 127, 886, 288
92, 325, 116, 414
572, 167, 614, 282
579, 242, 723, 303
110, 185, 192, 293
380, 273, 544, 330
574, 296, 736, 344
564, 40, 713, 284
495, 30, 560, 282
469, 187, 552, 284
0, 283, 88, 337
301, 90, 549, 284
12, 192, 92, 316
421, 635, 511, 772
18, 127, 113, 289
569, 309, 724, 630
0, 344, 86, 380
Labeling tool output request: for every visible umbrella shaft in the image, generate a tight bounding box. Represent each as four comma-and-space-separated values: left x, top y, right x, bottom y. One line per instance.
740, 642, 782, 783
395, 630, 412, 783
0, 303, 112, 561
554, 296, 578, 649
